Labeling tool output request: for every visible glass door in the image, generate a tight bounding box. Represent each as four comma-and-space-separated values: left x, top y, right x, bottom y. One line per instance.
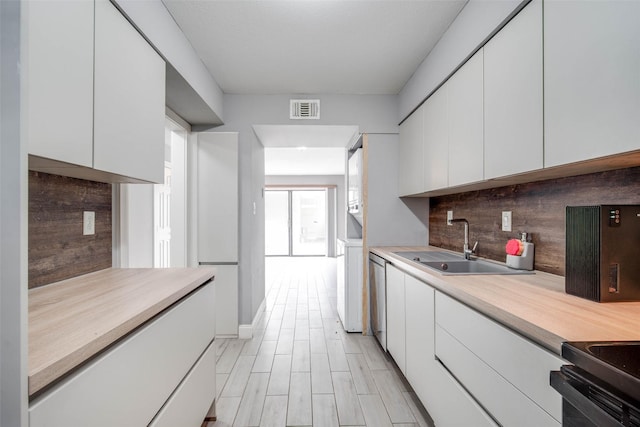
265, 189, 327, 256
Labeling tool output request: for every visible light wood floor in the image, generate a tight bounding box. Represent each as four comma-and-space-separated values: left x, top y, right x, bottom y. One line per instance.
209, 257, 434, 427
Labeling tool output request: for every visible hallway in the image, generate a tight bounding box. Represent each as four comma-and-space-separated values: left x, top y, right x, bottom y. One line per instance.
209, 257, 433, 427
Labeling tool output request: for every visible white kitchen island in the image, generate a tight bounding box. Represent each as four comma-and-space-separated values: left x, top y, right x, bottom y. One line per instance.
28, 268, 217, 427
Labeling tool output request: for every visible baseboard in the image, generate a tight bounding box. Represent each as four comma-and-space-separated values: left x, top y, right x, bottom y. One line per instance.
237, 298, 267, 340
237, 325, 252, 340
216, 334, 239, 339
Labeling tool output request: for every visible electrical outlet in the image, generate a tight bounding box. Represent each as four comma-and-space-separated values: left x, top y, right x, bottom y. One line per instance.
447, 210, 454, 224
83, 211, 95, 235
502, 211, 512, 232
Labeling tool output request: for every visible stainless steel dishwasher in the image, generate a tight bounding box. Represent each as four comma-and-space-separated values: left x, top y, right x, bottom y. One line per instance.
369, 252, 387, 351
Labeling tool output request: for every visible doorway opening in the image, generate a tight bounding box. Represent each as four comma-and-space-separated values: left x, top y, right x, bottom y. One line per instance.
265, 188, 331, 257
153, 118, 188, 267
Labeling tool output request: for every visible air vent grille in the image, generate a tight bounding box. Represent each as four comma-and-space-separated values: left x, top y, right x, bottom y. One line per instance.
290, 99, 320, 120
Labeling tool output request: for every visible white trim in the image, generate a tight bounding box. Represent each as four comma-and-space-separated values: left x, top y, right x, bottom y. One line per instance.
237, 298, 267, 340
165, 107, 191, 132
237, 325, 253, 340
216, 334, 240, 340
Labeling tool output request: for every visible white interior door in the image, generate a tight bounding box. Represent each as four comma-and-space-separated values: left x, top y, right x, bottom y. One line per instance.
154, 164, 172, 268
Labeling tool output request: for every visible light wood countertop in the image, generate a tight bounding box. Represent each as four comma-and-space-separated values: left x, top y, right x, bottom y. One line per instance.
371, 246, 640, 355
29, 267, 216, 397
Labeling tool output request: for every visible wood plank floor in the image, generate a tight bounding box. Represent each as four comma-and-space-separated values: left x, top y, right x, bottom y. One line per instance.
208, 257, 434, 427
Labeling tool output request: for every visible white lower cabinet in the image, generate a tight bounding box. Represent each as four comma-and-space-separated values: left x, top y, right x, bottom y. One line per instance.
213, 265, 239, 337
385, 263, 564, 427
435, 291, 563, 426
29, 283, 216, 427
149, 339, 217, 427
385, 264, 406, 373
404, 273, 434, 400
401, 269, 496, 427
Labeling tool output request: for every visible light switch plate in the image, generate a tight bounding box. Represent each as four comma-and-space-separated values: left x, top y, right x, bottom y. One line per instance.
83, 211, 95, 235
502, 211, 512, 232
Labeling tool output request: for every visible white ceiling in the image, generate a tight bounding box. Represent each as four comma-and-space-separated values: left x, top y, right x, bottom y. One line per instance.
162, 0, 467, 95
162, 0, 467, 175
255, 125, 357, 175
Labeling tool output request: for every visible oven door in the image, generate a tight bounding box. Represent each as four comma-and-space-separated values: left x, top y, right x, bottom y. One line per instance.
551, 365, 640, 427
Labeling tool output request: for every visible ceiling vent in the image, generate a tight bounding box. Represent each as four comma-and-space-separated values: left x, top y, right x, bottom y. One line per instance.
290, 99, 320, 120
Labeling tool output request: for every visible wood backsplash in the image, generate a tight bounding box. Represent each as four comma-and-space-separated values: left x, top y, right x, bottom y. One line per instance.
429, 167, 640, 276
29, 171, 112, 288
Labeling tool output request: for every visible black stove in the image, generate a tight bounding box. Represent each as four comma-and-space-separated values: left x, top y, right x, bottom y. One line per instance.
551, 341, 640, 427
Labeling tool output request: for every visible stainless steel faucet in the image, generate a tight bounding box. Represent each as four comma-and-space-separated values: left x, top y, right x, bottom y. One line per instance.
447, 218, 478, 260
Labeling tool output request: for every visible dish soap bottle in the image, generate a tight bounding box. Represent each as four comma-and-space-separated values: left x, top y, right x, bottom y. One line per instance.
505, 232, 534, 271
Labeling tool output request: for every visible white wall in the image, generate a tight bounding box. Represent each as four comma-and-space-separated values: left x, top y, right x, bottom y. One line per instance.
399, 0, 524, 121
212, 93, 398, 325
366, 134, 429, 247
1, 1, 28, 424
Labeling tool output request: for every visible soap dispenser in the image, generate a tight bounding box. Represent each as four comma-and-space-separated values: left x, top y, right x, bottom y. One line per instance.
505, 232, 534, 271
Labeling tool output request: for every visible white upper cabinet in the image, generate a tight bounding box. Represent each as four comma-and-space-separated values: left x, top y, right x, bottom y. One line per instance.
423, 85, 449, 192
448, 49, 484, 187
93, 0, 166, 184
484, 0, 543, 179
544, 0, 640, 167
25, 0, 166, 184
398, 105, 424, 196
24, 0, 94, 168
197, 132, 239, 263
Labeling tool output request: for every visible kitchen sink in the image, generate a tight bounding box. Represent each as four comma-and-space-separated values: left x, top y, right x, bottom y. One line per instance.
393, 251, 533, 275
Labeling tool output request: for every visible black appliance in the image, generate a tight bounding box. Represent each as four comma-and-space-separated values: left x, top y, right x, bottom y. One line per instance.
551, 341, 640, 426
565, 205, 640, 302
368, 252, 387, 351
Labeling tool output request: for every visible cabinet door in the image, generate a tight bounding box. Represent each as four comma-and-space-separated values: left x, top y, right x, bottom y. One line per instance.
436, 292, 563, 423
423, 86, 448, 191
197, 132, 239, 262
404, 274, 435, 405
429, 363, 499, 427
213, 265, 238, 337
149, 339, 216, 427
24, 0, 94, 167
93, 0, 166, 183
385, 264, 406, 373
448, 49, 484, 187
344, 246, 363, 332
398, 105, 424, 196
544, 0, 640, 167
484, 0, 543, 179
336, 247, 346, 328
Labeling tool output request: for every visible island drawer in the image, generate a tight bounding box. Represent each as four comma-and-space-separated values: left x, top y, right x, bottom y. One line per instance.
29, 282, 215, 427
